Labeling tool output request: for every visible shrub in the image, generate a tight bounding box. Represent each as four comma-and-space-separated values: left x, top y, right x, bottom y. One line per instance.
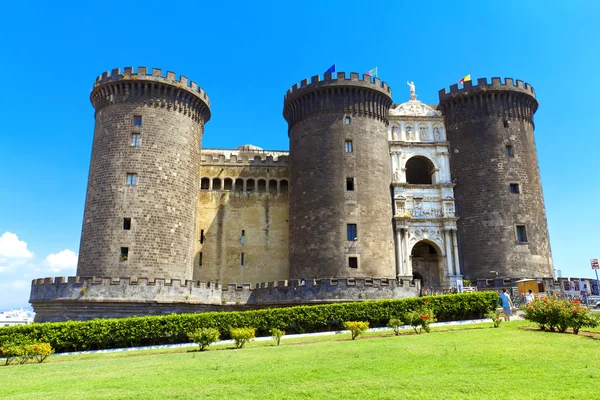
230, 328, 255, 348
270, 328, 285, 346
25, 342, 54, 363
387, 318, 403, 336
0, 344, 22, 366
0, 292, 498, 353
404, 306, 436, 334
188, 328, 220, 351
343, 321, 369, 340
486, 311, 503, 328
524, 297, 599, 334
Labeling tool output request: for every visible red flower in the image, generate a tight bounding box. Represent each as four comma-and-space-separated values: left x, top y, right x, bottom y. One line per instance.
420, 315, 425, 319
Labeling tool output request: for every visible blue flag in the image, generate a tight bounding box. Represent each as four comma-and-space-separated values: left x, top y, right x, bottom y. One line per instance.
324, 63, 336, 74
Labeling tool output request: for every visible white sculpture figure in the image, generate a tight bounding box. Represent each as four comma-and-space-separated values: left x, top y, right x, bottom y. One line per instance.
394, 169, 400, 181
433, 127, 441, 141
407, 81, 416, 100
406, 126, 413, 140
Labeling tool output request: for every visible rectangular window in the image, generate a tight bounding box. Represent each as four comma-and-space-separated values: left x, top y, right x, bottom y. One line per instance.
123, 218, 131, 230
346, 177, 355, 191
199, 252, 203, 266
241, 230, 245, 245
120, 247, 129, 261
200, 230, 205, 244
348, 256, 358, 269
510, 183, 520, 194
345, 140, 353, 153
241, 252, 245, 266
347, 224, 357, 241
133, 115, 142, 126
506, 145, 514, 158
126, 173, 137, 185
516, 225, 528, 243
345, 116, 351, 125
131, 134, 141, 147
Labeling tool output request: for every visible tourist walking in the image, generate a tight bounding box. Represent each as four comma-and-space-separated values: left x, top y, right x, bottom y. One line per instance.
499, 289, 514, 321
581, 284, 590, 307
524, 289, 535, 305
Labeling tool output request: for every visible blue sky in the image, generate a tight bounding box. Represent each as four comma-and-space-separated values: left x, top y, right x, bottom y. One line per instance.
0, 0, 598, 309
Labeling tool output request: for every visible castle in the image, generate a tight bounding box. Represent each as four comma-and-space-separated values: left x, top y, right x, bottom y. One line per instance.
29, 67, 554, 322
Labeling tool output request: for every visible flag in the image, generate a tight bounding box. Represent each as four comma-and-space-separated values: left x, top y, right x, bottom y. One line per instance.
324, 63, 336, 74
459, 74, 471, 85
365, 67, 378, 77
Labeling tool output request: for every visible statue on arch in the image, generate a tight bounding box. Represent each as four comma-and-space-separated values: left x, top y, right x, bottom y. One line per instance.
407, 81, 416, 100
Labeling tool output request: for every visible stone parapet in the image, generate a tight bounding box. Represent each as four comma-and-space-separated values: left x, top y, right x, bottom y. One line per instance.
30, 276, 421, 322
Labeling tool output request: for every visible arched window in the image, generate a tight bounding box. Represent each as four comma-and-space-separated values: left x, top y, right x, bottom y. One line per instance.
257, 179, 267, 193
246, 179, 255, 192
223, 178, 233, 190
235, 178, 244, 192
280, 179, 289, 193
406, 157, 435, 184
212, 178, 222, 190
269, 179, 278, 193
200, 178, 210, 190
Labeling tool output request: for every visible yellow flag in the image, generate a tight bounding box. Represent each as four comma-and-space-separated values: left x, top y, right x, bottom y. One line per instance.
459, 74, 471, 84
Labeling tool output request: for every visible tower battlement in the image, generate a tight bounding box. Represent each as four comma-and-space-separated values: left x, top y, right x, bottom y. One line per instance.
438, 77, 535, 101
438, 77, 538, 126
284, 72, 391, 102
201, 153, 289, 166
283, 72, 393, 129
91, 67, 211, 122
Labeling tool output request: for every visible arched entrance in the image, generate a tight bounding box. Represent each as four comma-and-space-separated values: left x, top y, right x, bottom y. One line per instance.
411, 240, 443, 289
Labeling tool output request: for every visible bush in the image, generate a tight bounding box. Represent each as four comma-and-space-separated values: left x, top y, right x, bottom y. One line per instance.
387, 318, 403, 336
404, 306, 436, 334
524, 297, 599, 334
230, 328, 255, 348
0, 342, 54, 365
0, 292, 498, 353
188, 328, 220, 351
1, 344, 23, 366
343, 321, 369, 340
270, 328, 285, 346
486, 311, 503, 328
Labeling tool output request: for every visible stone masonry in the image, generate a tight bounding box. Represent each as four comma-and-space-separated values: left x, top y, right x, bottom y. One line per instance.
438, 78, 553, 279
29, 69, 553, 322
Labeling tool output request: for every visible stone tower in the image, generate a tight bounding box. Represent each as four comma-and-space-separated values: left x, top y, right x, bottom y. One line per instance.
283, 72, 396, 279
79, 67, 211, 280
438, 78, 553, 279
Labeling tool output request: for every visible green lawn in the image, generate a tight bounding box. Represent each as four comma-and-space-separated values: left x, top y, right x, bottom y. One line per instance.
1, 321, 598, 399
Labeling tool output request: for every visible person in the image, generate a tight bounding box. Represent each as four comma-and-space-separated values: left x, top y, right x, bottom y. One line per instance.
581, 284, 590, 307
524, 289, 535, 305
499, 289, 514, 321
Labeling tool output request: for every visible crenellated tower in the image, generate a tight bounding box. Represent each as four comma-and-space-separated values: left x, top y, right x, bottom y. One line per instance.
438, 78, 553, 280
79, 67, 211, 281
283, 72, 396, 279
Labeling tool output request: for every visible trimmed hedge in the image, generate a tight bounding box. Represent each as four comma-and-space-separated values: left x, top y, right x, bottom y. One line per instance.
0, 292, 497, 353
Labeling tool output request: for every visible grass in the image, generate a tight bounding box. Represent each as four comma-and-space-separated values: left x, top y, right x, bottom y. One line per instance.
1, 321, 598, 399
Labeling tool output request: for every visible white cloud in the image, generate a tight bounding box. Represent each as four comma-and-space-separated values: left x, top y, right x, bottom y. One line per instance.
0, 232, 34, 259
11, 280, 30, 290
43, 249, 78, 272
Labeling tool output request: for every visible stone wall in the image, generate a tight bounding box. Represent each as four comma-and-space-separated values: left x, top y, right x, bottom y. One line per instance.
284, 72, 396, 279
438, 78, 553, 280
79, 67, 210, 281
194, 150, 290, 285
30, 276, 421, 322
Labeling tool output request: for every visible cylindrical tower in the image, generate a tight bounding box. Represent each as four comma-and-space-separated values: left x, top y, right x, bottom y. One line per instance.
283, 72, 395, 279
78, 67, 210, 280
438, 77, 553, 279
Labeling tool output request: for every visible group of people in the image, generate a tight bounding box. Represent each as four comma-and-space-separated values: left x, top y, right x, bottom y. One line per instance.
498, 288, 536, 321
498, 284, 593, 321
